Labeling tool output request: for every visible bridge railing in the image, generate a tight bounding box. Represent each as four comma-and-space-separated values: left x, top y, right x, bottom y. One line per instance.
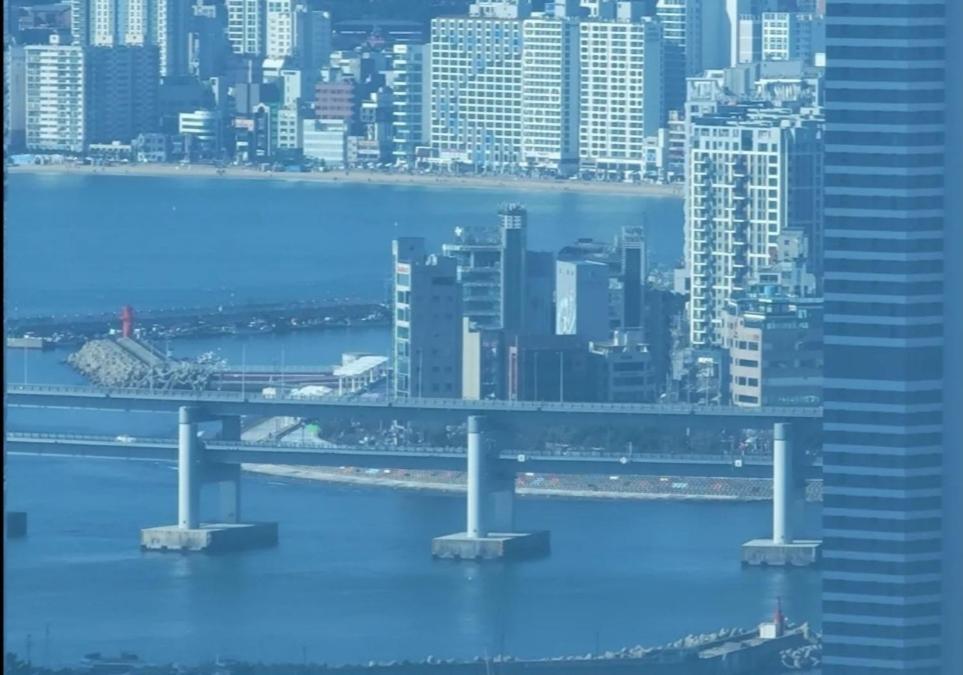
6, 383, 823, 418
5, 432, 796, 466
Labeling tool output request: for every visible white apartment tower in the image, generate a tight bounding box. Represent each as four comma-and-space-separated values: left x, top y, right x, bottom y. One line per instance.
226, 0, 264, 56
686, 107, 823, 346
24, 38, 86, 153
579, 17, 663, 176
429, 1, 529, 170
391, 43, 431, 165
266, 0, 295, 59
761, 12, 821, 64
520, 10, 580, 175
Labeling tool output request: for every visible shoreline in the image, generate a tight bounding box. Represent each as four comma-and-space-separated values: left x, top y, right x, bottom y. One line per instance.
241, 464, 770, 503
9, 162, 685, 198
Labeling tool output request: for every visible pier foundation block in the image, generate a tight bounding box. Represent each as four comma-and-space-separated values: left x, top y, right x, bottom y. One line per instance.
741, 539, 821, 567
140, 522, 278, 553
432, 531, 550, 561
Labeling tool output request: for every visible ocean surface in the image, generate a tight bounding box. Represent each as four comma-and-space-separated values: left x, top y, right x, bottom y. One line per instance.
3, 173, 820, 667
4, 172, 684, 316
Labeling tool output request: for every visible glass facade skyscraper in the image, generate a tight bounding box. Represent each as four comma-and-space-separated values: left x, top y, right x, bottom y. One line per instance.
822, 1, 947, 672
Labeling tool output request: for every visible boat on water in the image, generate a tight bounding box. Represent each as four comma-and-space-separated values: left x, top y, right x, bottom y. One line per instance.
80, 652, 151, 673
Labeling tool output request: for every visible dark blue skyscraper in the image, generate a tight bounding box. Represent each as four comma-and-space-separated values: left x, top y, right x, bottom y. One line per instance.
822, 1, 949, 673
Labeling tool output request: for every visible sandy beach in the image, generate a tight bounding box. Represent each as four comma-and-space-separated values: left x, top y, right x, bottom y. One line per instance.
9, 162, 685, 198
241, 463, 766, 502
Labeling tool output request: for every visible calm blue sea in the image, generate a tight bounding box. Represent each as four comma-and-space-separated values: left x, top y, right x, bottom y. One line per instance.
3, 173, 820, 667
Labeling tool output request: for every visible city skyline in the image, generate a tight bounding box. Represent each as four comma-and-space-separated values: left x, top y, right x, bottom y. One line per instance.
3, 0, 961, 672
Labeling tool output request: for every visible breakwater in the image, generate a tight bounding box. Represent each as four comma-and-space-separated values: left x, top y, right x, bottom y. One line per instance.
6, 300, 390, 346
5, 625, 815, 675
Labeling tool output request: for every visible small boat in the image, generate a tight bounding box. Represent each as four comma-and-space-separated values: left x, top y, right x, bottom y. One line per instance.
80, 651, 149, 673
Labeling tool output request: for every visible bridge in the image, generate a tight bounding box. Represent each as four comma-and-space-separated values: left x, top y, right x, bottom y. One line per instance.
5, 383, 821, 433
5, 384, 821, 561
5, 431, 819, 480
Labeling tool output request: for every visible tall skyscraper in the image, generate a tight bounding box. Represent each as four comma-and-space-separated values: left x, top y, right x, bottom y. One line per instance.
943, 2, 962, 672
153, 0, 190, 78
24, 37, 86, 153
822, 1, 947, 672
429, 1, 528, 170
391, 42, 429, 165
294, 6, 331, 75
70, 0, 91, 45
226, 0, 264, 56
499, 204, 527, 334
687, 105, 823, 346
265, 0, 294, 59
579, 17, 663, 177
86, 45, 159, 144
520, 6, 581, 175
656, 0, 702, 113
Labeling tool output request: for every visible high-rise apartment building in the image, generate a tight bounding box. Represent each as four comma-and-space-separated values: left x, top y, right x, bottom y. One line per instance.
822, 1, 948, 672
4, 44, 26, 151
294, 6, 331, 74
70, 0, 90, 45
761, 11, 822, 63
520, 7, 580, 175
24, 38, 86, 153
86, 45, 159, 144
391, 42, 430, 165
656, 0, 701, 113
392, 238, 463, 399
153, 0, 190, 78
579, 17, 663, 176
686, 105, 823, 346
69, 0, 182, 79
429, 1, 528, 170
265, 0, 294, 59
226, 0, 264, 56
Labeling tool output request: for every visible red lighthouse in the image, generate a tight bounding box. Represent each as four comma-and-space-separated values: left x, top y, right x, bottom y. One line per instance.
120, 305, 134, 338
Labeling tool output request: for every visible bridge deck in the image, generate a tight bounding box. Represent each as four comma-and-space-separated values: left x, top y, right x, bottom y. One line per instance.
6, 384, 821, 432
5, 432, 821, 479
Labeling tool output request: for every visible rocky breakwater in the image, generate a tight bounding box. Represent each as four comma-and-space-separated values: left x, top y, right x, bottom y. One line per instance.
67, 337, 219, 390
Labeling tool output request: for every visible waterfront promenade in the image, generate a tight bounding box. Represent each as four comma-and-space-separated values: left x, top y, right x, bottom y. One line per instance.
8, 163, 685, 198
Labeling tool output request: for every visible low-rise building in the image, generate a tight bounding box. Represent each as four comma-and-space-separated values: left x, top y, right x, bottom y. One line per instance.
301, 118, 346, 168
590, 329, 657, 403
723, 294, 822, 408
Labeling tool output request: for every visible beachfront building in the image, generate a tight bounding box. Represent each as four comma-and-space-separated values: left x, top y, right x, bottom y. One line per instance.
301, 118, 347, 168
520, 2, 580, 176
429, 1, 529, 171
391, 42, 430, 166
24, 37, 86, 153
578, 16, 663, 178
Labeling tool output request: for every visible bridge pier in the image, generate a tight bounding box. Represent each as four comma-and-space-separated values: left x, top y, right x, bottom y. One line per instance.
140, 407, 277, 553
742, 423, 821, 567
432, 416, 549, 561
